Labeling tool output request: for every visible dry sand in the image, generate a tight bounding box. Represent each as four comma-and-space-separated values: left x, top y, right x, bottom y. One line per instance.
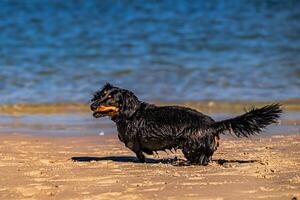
0, 133, 299, 200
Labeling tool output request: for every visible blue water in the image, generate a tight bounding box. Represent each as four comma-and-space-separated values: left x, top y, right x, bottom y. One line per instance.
0, 0, 300, 104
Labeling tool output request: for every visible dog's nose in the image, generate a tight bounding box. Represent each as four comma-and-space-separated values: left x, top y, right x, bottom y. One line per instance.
90, 103, 97, 111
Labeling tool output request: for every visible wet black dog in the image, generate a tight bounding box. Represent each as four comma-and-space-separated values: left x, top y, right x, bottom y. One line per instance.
90, 83, 282, 165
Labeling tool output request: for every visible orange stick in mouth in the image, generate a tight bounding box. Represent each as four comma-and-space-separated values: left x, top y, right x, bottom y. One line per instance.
96, 106, 119, 113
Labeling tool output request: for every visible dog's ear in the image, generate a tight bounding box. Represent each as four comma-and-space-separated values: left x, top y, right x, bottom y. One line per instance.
121, 90, 140, 118
103, 82, 113, 90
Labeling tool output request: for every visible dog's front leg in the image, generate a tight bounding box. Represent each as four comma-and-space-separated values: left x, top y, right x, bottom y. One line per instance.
135, 151, 145, 163
126, 141, 145, 163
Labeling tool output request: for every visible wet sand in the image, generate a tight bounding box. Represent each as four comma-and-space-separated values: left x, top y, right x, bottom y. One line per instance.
1, 99, 300, 115
0, 133, 299, 200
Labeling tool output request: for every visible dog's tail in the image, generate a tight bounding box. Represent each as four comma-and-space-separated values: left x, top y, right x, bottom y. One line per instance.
210, 104, 282, 137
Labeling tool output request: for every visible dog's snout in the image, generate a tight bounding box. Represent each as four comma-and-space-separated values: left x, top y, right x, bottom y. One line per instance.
90, 103, 98, 111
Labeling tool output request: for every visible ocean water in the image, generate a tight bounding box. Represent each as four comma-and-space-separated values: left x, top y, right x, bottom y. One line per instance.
0, 0, 300, 104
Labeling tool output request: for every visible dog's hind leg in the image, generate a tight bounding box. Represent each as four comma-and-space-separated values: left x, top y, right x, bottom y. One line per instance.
182, 134, 217, 165
182, 145, 210, 165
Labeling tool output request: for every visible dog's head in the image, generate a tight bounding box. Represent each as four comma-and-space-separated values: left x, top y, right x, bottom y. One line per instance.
90, 83, 140, 120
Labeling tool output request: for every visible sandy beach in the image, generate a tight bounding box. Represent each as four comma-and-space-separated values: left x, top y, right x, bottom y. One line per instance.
0, 133, 299, 200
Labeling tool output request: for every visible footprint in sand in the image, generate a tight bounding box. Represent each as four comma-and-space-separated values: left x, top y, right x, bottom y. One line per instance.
39, 159, 55, 164
25, 170, 43, 177
289, 175, 300, 184
93, 193, 140, 200
142, 187, 163, 192
259, 186, 275, 192
0, 187, 8, 192
34, 178, 48, 182
15, 187, 37, 197
97, 178, 119, 185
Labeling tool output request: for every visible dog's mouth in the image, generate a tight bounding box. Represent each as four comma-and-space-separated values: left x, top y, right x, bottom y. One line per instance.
93, 106, 120, 118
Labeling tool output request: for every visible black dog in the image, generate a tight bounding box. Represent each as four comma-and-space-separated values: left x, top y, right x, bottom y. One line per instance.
90, 83, 282, 165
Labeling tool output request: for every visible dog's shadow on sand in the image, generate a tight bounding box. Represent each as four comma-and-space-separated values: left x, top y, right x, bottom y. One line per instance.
71, 156, 258, 166
213, 159, 258, 165
71, 156, 172, 164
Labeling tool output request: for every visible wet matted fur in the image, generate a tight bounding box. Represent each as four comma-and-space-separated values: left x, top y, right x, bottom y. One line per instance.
90, 83, 282, 165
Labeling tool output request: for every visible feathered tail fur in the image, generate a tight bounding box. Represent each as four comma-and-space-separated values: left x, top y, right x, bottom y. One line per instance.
211, 104, 282, 137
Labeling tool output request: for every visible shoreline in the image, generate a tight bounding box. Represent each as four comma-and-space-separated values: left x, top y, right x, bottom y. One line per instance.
1, 103, 299, 137
0, 133, 299, 200
1, 99, 300, 115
